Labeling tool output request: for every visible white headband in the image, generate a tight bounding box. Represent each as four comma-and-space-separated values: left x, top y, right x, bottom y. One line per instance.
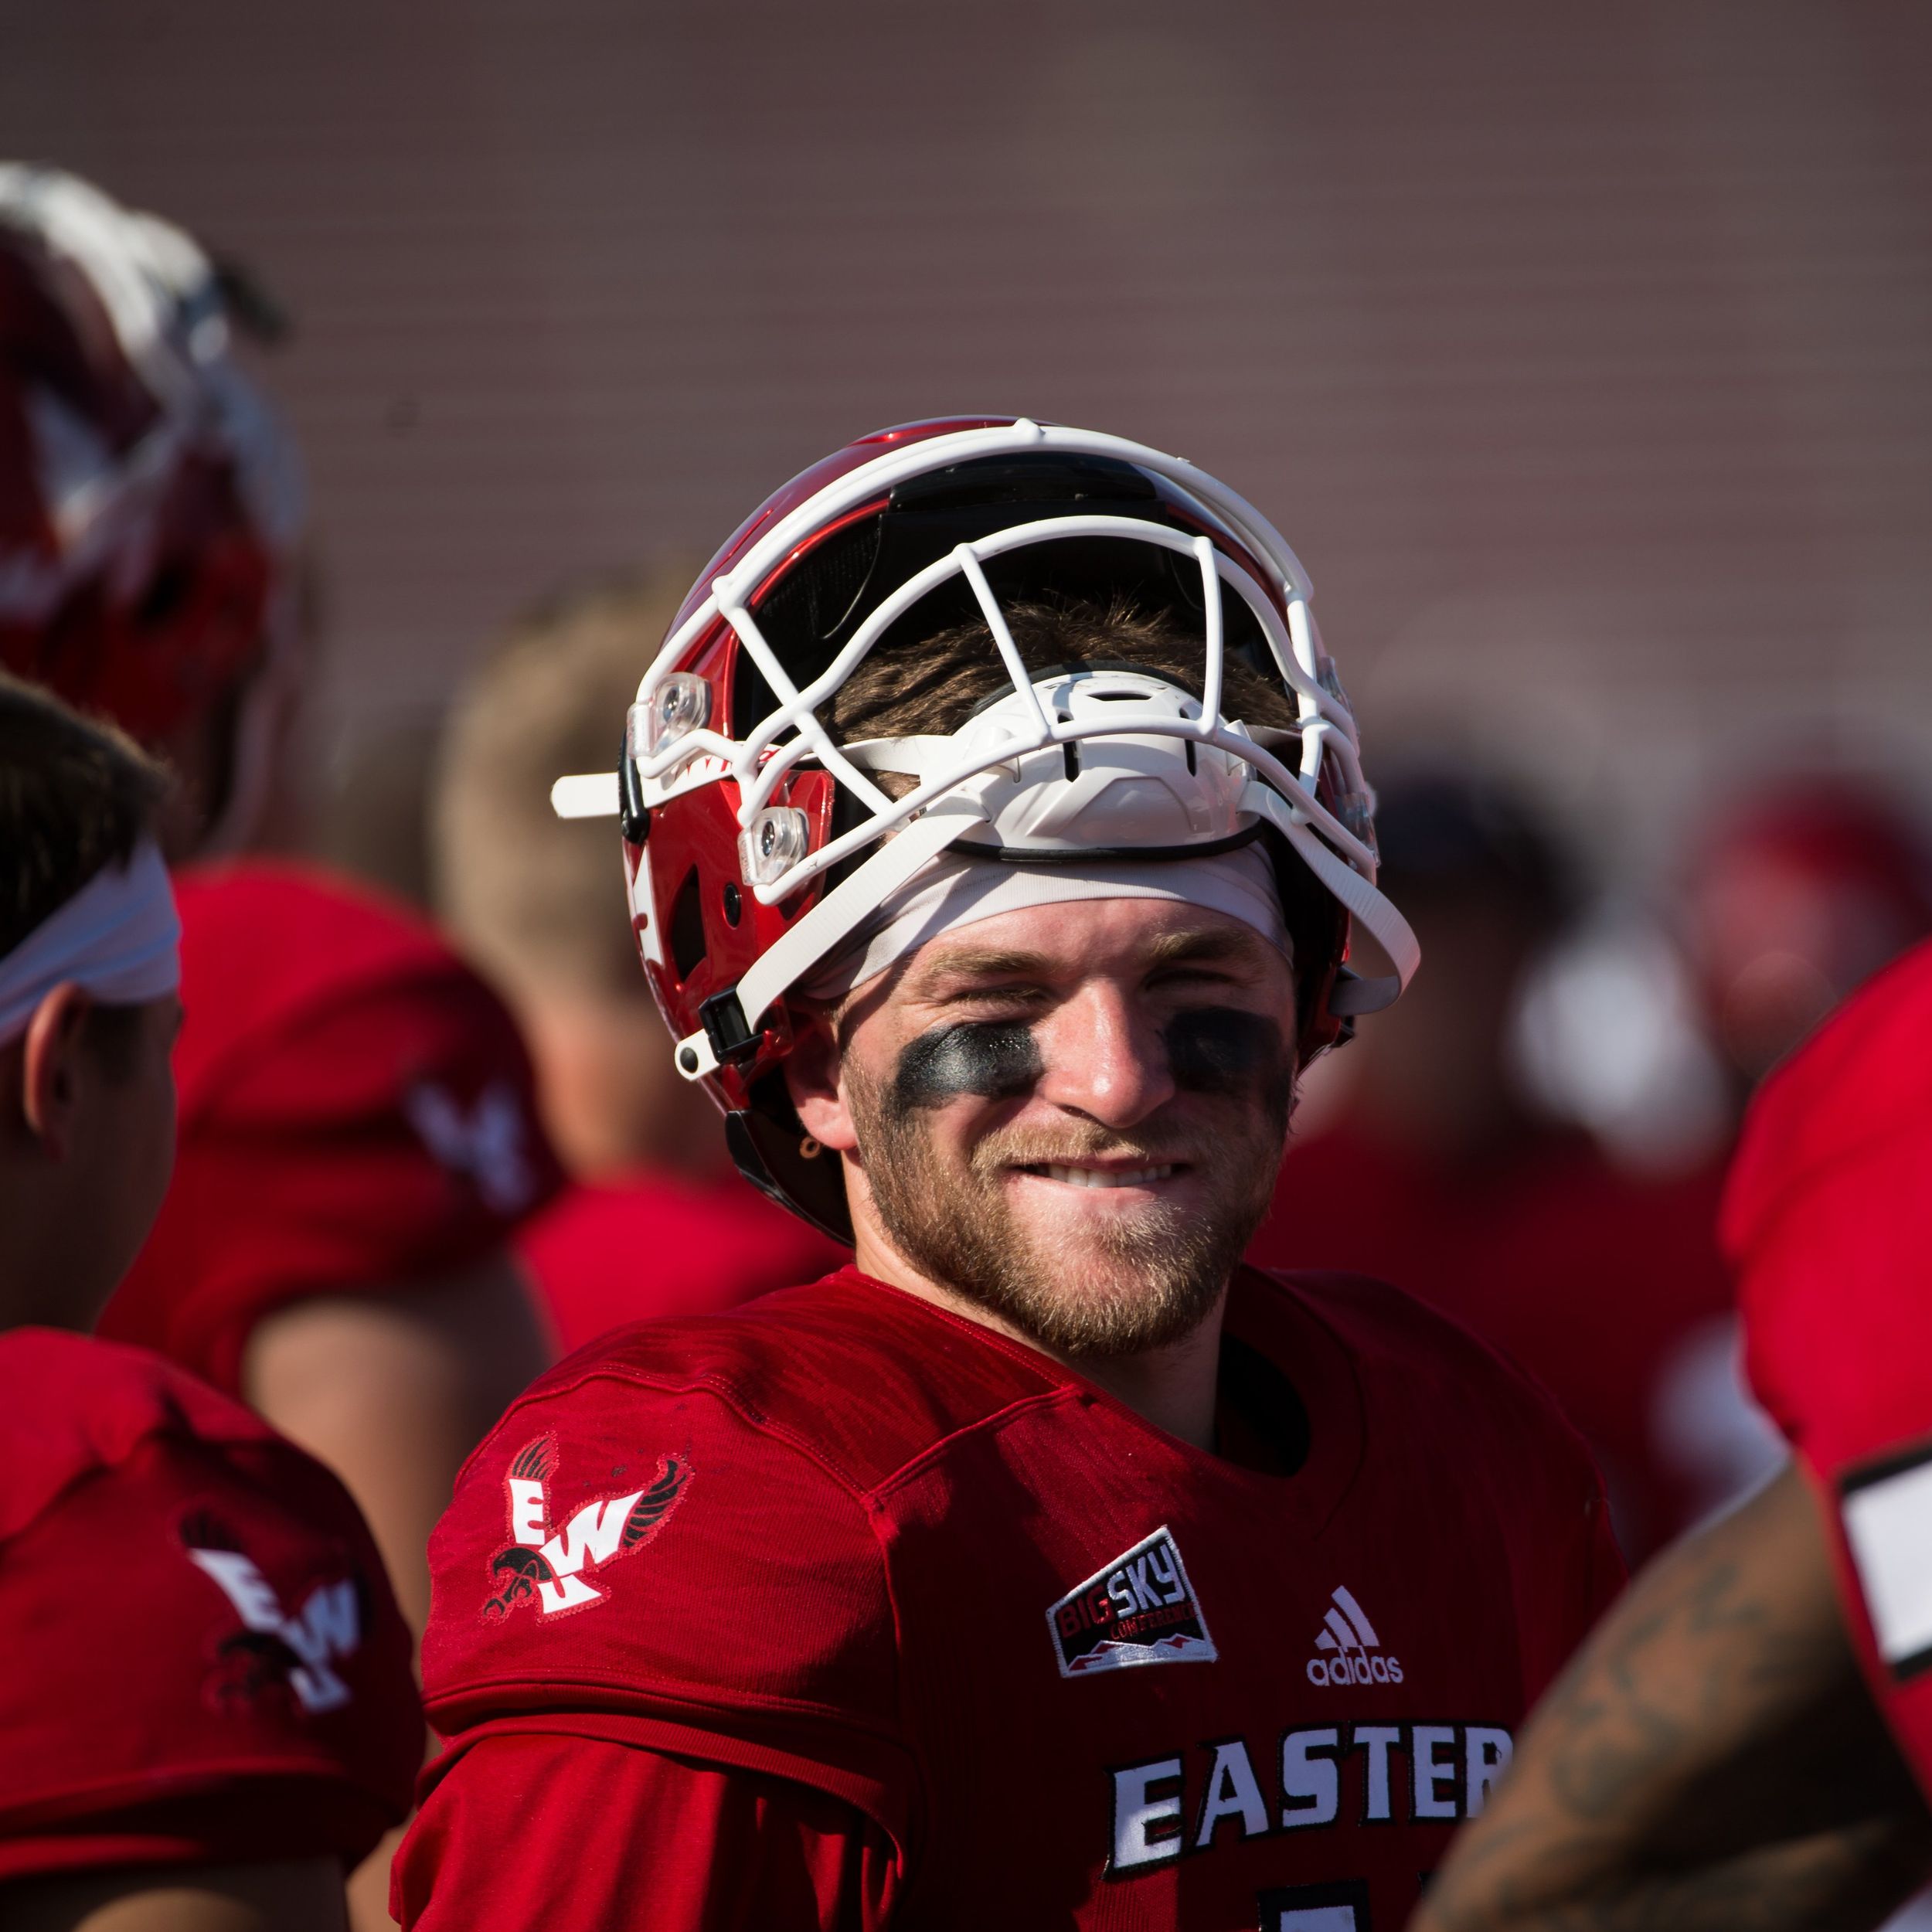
0, 841, 180, 1046
802, 841, 1291, 1003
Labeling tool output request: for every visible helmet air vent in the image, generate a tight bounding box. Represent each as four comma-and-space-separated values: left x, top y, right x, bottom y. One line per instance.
668, 866, 708, 981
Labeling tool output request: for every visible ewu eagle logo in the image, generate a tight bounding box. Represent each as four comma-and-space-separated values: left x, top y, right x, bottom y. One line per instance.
182, 1512, 366, 1715
483, 1435, 691, 1619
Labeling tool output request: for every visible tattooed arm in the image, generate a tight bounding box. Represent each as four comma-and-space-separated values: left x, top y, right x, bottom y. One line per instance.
1413, 1463, 1932, 1932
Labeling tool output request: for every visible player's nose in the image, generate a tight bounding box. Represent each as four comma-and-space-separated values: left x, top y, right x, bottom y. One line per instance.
1034, 982, 1175, 1130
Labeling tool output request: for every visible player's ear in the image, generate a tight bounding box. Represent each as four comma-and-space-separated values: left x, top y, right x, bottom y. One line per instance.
781, 1002, 859, 1155
19, 982, 94, 1158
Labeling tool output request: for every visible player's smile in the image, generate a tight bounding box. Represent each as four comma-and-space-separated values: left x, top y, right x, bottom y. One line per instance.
1030, 1162, 1177, 1189
1006, 1155, 1192, 1209
1000, 1144, 1211, 1222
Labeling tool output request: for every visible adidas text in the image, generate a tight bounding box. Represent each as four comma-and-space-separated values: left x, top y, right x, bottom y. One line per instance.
1306, 1584, 1403, 1688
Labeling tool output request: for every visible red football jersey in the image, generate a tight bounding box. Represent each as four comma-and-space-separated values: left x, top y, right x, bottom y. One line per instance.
396, 1266, 1621, 1930
519, 1172, 846, 1355
1250, 1128, 1739, 1557
0, 1328, 420, 1883
97, 861, 563, 1393
1724, 940, 1932, 1799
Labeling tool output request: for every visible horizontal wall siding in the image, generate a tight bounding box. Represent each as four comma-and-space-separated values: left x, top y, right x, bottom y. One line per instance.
5, 0, 1929, 868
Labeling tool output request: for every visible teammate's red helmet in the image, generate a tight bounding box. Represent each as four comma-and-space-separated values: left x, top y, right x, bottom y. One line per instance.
0, 165, 300, 746
587, 418, 1418, 1236
1685, 777, 1932, 1081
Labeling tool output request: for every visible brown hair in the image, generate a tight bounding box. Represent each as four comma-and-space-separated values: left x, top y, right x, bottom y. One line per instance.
824, 594, 1298, 747
0, 672, 170, 959
433, 570, 692, 1000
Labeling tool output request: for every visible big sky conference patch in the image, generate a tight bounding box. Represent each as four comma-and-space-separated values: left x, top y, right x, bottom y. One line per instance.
1049, 1526, 1216, 1678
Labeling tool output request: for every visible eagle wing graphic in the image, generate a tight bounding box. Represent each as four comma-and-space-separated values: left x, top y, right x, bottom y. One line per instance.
621, 1454, 691, 1551
509, 1434, 557, 1484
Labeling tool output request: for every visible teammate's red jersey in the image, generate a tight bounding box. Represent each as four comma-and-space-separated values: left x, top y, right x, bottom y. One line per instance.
395, 1265, 1621, 1930
0, 1328, 420, 1883
1724, 940, 1932, 1800
1250, 1126, 1737, 1556
519, 1172, 846, 1355
97, 862, 563, 1393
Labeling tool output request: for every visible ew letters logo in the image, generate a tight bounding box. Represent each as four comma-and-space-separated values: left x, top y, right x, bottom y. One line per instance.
183, 1519, 364, 1714
1049, 1526, 1216, 1678
484, 1434, 691, 1619
405, 1078, 539, 1213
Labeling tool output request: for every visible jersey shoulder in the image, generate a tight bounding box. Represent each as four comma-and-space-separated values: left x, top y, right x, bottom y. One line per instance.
0, 1332, 418, 1881
168, 855, 558, 1223
1723, 937, 1932, 1274
1725, 941, 1932, 1469
539, 1267, 1070, 1489
1256, 1265, 1608, 1493
0, 1328, 269, 1537
422, 1272, 1062, 1752
170, 859, 528, 1106
1258, 1262, 1564, 1393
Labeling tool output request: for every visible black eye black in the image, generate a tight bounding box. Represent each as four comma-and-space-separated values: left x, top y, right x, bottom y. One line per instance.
1163, 1009, 1291, 1108
891, 1020, 1043, 1110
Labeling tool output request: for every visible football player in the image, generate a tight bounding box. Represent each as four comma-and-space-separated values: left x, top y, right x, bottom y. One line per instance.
0, 673, 418, 1930
395, 419, 1624, 1931
0, 163, 560, 1635
1412, 940, 1932, 1932
434, 574, 842, 1355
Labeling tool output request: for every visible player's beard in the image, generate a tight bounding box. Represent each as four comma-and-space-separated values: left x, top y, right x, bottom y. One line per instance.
845, 1070, 1289, 1359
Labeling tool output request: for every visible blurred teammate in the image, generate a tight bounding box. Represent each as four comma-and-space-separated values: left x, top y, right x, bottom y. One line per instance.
1413, 940, 1932, 1932
0, 163, 560, 1636
1683, 776, 1932, 1099
434, 577, 839, 1355
396, 420, 1621, 1930
1249, 774, 1736, 1556
0, 674, 418, 1930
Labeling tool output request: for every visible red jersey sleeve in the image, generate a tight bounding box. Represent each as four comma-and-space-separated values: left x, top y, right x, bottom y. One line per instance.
1723, 940, 1932, 1798
0, 1331, 420, 1884
393, 1736, 899, 1932
417, 1351, 917, 1856
96, 861, 563, 1393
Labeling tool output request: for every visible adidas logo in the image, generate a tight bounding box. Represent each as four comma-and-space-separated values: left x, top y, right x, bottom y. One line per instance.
1304, 1585, 1403, 1687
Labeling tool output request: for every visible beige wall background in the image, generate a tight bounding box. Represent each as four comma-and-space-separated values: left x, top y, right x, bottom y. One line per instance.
7, 0, 1929, 880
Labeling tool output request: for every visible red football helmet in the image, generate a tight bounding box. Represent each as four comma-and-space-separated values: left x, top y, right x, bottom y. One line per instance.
589, 418, 1418, 1236
1685, 777, 1932, 1083
0, 165, 300, 828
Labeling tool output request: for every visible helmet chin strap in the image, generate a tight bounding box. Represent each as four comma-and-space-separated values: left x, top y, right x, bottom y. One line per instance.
672, 793, 992, 1082
1252, 791, 1418, 1015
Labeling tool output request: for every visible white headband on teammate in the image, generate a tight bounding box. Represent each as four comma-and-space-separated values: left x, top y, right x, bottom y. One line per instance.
0, 841, 180, 1046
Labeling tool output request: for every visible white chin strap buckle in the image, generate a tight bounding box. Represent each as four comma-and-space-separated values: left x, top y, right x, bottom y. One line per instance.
673, 1032, 719, 1081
